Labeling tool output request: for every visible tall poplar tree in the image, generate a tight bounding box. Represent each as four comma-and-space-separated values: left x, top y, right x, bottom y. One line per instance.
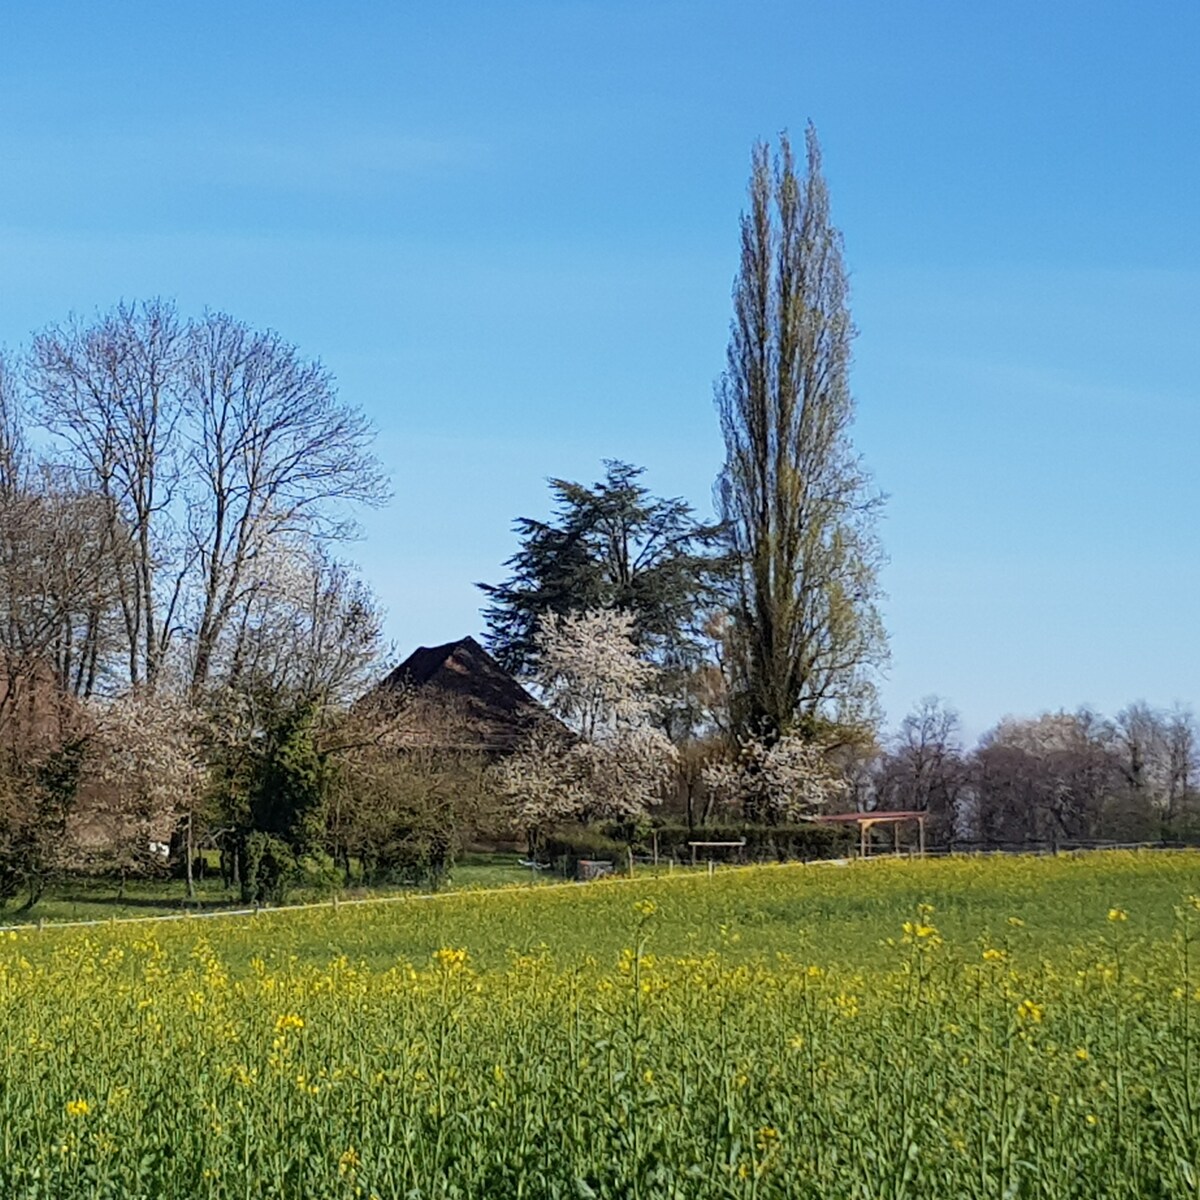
715, 126, 886, 741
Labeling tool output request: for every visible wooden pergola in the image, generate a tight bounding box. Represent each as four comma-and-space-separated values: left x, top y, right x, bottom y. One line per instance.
814, 810, 928, 859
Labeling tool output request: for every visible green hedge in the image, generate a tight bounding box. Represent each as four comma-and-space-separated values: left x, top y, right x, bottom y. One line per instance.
543, 821, 853, 872
542, 825, 627, 875
646, 822, 853, 863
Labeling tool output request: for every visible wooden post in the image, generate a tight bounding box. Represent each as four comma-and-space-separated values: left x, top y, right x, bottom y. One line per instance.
708, 859, 715, 880
893, 820, 901, 857
918, 816, 926, 858
860, 820, 868, 860
652, 830, 659, 867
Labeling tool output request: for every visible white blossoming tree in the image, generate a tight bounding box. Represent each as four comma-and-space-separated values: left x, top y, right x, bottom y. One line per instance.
702, 733, 846, 824
86, 691, 207, 890
496, 610, 677, 838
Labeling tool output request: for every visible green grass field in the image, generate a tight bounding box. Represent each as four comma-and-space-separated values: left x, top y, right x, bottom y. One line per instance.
3, 851, 1200, 1197
0, 851, 563, 927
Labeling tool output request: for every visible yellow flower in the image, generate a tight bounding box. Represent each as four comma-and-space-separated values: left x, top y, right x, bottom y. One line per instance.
834, 992, 860, 1019
433, 947, 468, 970
274, 1013, 305, 1033
1007, 916, 1025, 928
1085, 1113, 1099, 1126
1074, 1047, 1090, 1061
338, 1147, 360, 1177
755, 1125, 780, 1151
902, 921, 938, 939
1107, 908, 1128, 923
65, 1099, 90, 1118
633, 899, 658, 918
1016, 999, 1043, 1024
982, 948, 1006, 962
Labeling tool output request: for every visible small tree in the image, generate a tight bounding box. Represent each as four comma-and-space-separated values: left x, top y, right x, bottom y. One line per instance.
88, 691, 207, 892
330, 744, 481, 890
874, 697, 968, 841
703, 733, 846, 824
239, 703, 328, 903
495, 610, 677, 840
0, 733, 87, 911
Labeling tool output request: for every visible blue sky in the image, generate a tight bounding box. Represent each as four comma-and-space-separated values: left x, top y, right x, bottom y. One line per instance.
2, 1, 1197, 739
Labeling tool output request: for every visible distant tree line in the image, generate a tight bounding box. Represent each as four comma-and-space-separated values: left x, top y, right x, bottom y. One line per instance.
862, 696, 1200, 849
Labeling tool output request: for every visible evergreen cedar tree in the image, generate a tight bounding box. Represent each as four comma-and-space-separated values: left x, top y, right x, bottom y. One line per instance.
478, 461, 728, 681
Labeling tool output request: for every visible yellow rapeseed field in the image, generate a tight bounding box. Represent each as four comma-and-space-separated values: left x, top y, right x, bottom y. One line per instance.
3, 850, 1200, 1198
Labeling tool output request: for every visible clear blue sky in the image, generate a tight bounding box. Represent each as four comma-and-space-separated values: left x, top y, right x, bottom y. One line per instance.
2, 1, 1197, 739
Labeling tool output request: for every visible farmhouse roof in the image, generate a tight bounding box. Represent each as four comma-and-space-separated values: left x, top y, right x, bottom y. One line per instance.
375, 635, 551, 753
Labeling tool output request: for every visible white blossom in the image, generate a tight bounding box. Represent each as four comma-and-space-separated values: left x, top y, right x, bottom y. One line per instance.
496, 610, 678, 830
703, 733, 845, 823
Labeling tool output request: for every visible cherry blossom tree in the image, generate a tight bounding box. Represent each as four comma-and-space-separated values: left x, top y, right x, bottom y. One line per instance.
702, 732, 846, 824
86, 691, 207, 890
495, 610, 677, 836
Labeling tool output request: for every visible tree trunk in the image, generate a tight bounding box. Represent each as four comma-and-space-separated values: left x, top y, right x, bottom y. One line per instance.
185, 812, 195, 900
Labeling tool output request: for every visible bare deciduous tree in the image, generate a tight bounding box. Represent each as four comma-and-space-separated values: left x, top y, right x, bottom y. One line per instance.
29, 300, 188, 690
969, 711, 1126, 846
875, 697, 968, 839
26, 301, 388, 697
1164, 705, 1197, 824
183, 312, 387, 689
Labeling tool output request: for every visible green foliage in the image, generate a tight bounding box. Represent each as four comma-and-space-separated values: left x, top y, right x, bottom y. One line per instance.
211, 701, 333, 904
541, 823, 628, 873
648, 820, 853, 862
0, 738, 87, 910
250, 704, 326, 852
241, 832, 298, 905
479, 460, 727, 683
